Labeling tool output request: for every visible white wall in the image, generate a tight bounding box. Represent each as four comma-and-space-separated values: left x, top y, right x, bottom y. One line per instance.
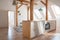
31, 20, 56, 38
48, 20, 56, 31
56, 16, 60, 33
18, 5, 27, 26
50, 0, 60, 7
0, 10, 8, 28
0, 0, 15, 11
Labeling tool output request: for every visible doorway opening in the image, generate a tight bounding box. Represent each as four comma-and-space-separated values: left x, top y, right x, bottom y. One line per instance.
8, 11, 15, 27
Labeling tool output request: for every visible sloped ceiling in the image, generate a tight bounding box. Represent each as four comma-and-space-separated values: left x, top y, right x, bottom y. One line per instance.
49, 0, 60, 7
0, 0, 60, 11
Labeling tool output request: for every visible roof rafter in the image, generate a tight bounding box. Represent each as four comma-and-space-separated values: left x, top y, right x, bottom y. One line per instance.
41, 1, 46, 6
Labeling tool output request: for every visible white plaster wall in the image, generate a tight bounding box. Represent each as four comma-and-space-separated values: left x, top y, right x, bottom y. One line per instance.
0, 10, 8, 28
31, 22, 35, 38
0, 0, 15, 11
31, 20, 56, 38
56, 16, 60, 33
31, 21, 45, 38
50, 0, 60, 7
48, 20, 56, 31
18, 5, 27, 26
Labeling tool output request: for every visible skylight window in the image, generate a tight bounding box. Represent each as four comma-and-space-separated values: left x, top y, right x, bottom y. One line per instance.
51, 5, 60, 15
43, 7, 52, 19
34, 7, 52, 20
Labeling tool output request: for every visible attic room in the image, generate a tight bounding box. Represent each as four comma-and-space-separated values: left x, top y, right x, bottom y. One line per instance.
0, 0, 60, 40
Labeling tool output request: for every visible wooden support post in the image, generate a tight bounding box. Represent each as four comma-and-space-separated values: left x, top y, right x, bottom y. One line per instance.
30, 0, 34, 21
16, 4, 18, 26
22, 21, 31, 40
46, 0, 48, 21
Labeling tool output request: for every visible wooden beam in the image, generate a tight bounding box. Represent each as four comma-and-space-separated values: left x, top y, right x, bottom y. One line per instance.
46, 0, 48, 21
19, 0, 38, 6
16, 4, 18, 26
20, 0, 30, 3
30, 0, 34, 21
24, 1, 38, 5
18, 4, 23, 8
20, 0, 23, 2
41, 1, 46, 6
24, 1, 30, 3
41, 0, 48, 21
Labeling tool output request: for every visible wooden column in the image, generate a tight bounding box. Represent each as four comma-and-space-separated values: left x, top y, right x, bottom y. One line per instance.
23, 21, 31, 40
16, 4, 18, 26
30, 0, 34, 21
46, 0, 48, 21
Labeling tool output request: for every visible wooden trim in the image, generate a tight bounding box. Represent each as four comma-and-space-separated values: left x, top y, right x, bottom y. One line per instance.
16, 4, 18, 26
30, 0, 34, 21
46, 0, 48, 21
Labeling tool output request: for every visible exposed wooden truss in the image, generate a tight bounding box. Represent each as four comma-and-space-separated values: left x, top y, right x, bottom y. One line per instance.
18, 4, 23, 8
16, 0, 49, 26
41, 0, 48, 21
15, 0, 29, 26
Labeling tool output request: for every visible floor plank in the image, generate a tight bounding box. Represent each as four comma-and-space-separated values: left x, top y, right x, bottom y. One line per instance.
0, 27, 60, 40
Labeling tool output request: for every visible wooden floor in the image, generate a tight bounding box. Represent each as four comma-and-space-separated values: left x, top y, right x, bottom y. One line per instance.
0, 26, 60, 40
